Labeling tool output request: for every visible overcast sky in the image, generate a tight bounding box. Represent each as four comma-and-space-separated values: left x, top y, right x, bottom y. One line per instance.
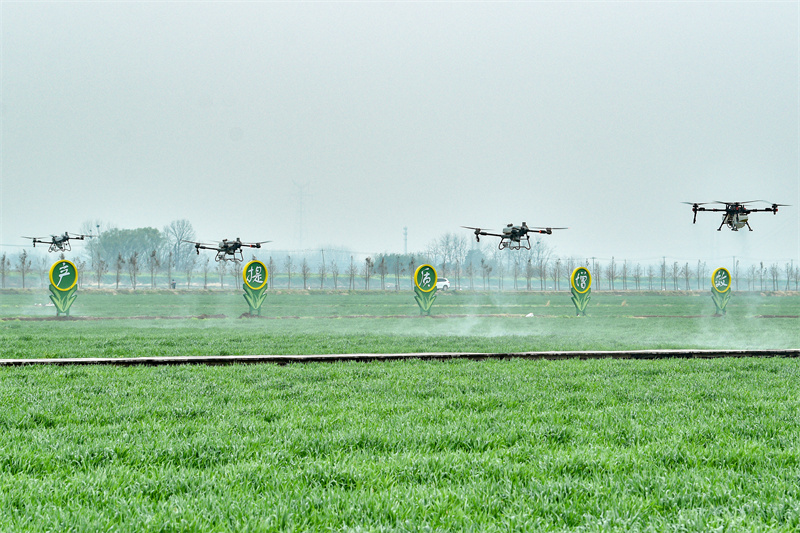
2, 1, 798, 267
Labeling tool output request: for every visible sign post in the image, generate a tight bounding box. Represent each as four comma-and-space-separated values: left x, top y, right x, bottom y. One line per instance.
711, 267, 732, 316
570, 267, 592, 316
413, 264, 438, 316
49, 259, 78, 316
242, 260, 268, 316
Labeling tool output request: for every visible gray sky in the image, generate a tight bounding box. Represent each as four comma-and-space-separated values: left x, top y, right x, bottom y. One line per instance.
2, 1, 798, 267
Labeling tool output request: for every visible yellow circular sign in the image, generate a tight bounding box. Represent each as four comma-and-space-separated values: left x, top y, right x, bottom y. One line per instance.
570, 267, 592, 294
414, 264, 437, 293
243, 260, 268, 290
49, 259, 78, 292
711, 267, 732, 293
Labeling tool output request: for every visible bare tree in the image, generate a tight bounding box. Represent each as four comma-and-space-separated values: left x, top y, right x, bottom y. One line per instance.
301, 258, 311, 289
128, 252, 140, 290
621, 260, 628, 291
594, 261, 603, 291
786, 262, 794, 291
747, 264, 757, 291
331, 261, 339, 289
232, 260, 243, 290
217, 260, 227, 289
0, 253, 9, 288
495, 252, 505, 291
36, 256, 48, 287
525, 259, 534, 291
184, 254, 196, 289
164, 251, 174, 289
147, 250, 160, 288
378, 256, 387, 290
607, 257, 617, 291
347, 255, 358, 291
631, 263, 641, 290
76, 259, 87, 289
563, 257, 576, 291
115, 253, 125, 289
537, 257, 548, 290
284, 255, 294, 289
670, 262, 680, 290
769, 263, 780, 290
647, 264, 654, 290
267, 257, 276, 289
682, 262, 690, 290
512, 255, 521, 290
480, 258, 492, 290
162, 219, 197, 272
407, 256, 416, 285
695, 260, 706, 290
362, 257, 374, 290
318, 259, 327, 289
94, 257, 108, 288
551, 258, 562, 291
202, 257, 211, 289
16, 250, 32, 289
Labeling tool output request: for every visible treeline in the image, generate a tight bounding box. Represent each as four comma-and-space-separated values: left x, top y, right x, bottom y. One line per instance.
2, 223, 799, 292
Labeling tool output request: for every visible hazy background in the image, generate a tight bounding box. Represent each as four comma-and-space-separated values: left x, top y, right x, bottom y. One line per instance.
2, 1, 798, 267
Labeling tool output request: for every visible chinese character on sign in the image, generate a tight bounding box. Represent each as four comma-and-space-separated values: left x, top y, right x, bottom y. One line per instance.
714, 271, 728, 289
57, 262, 70, 287
247, 265, 263, 285
421, 270, 431, 288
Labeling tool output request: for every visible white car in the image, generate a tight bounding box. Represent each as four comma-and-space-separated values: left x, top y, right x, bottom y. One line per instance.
436, 278, 451, 290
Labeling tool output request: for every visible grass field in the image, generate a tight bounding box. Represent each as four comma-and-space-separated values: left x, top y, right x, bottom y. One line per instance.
1, 290, 799, 358
1, 290, 799, 530
1, 358, 799, 531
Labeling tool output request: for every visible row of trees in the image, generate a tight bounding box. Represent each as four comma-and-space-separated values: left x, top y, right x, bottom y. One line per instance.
2, 223, 799, 292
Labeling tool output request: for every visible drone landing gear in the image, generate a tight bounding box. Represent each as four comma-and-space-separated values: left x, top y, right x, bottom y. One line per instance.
746, 221, 753, 231
499, 238, 532, 251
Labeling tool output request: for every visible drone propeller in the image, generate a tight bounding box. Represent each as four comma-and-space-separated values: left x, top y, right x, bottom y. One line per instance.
713, 200, 764, 205
461, 226, 484, 242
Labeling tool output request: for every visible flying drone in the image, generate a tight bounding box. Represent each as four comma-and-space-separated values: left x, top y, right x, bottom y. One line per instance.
683, 201, 788, 231
181, 238, 271, 262
21, 232, 93, 253
462, 223, 567, 250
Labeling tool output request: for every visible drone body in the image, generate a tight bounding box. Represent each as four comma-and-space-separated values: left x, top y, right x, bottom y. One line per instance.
684, 201, 787, 231
182, 238, 271, 262
22, 232, 92, 253
462, 222, 567, 250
